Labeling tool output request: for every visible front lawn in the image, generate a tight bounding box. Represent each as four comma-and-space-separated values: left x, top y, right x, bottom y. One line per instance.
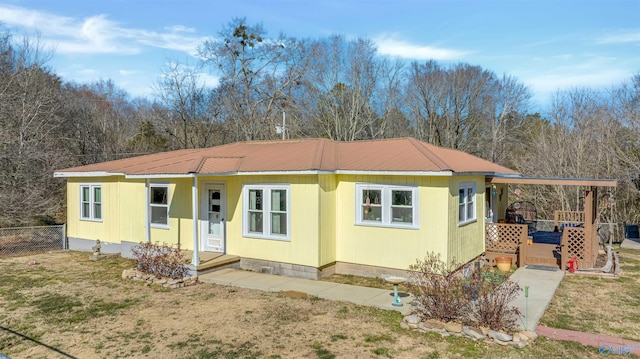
540, 248, 640, 342
0, 251, 631, 358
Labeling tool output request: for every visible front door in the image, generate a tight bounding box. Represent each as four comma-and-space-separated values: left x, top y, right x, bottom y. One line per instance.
201, 184, 225, 252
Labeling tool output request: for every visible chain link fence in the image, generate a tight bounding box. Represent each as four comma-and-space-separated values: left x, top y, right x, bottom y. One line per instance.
0, 225, 66, 257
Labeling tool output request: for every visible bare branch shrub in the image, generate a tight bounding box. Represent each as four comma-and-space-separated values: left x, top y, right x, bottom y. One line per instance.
470, 277, 522, 333
408, 252, 523, 332
407, 252, 471, 322
131, 242, 189, 280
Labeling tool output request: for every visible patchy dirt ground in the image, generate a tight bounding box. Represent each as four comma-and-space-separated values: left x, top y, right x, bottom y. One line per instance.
0, 251, 614, 359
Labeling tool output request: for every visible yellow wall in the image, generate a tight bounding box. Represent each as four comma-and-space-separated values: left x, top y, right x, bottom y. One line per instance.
67, 177, 124, 243
67, 172, 486, 271
334, 175, 451, 271
221, 175, 323, 267
67, 177, 195, 248
318, 174, 337, 266
446, 175, 486, 265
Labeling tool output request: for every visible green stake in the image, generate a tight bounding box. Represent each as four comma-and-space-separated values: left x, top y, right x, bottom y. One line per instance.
525, 285, 529, 329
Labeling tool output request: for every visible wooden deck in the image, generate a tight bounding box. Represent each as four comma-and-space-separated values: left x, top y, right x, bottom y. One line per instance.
522, 243, 561, 268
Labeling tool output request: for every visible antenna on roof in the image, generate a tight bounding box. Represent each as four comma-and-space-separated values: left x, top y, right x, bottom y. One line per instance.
275, 110, 287, 140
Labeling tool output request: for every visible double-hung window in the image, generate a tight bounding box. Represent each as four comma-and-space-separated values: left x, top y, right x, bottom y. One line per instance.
149, 184, 170, 228
243, 184, 290, 240
458, 183, 476, 225
356, 184, 418, 228
80, 184, 102, 221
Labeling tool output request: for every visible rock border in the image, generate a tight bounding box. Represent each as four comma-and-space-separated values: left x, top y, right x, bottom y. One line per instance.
401, 314, 537, 349
122, 268, 199, 289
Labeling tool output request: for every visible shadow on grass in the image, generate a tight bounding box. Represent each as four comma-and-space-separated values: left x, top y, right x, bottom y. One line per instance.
0, 324, 77, 359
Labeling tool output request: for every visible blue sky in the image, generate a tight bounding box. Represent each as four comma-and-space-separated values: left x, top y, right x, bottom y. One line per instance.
1, 0, 638, 112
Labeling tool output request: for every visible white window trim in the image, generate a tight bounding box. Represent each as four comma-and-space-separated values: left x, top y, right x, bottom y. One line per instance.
458, 182, 477, 226
79, 184, 102, 222
149, 183, 170, 229
355, 183, 418, 229
242, 184, 291, 241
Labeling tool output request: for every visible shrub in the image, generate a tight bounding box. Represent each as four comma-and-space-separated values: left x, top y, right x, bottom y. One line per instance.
407, 252, 471, 322
408, 252, 522, 332
131, 242, 189, 279
469, 277, 522, 332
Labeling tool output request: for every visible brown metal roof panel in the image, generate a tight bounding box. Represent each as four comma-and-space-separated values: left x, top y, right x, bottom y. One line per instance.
231, 140, 320, 172
198, 157, 244, 173
425, 145, 519, 175
336, 138, 448, 171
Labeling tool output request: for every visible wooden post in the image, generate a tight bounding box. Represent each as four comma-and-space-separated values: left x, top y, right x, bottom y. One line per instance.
518, 224, 527, 268
583, 187, 599, 268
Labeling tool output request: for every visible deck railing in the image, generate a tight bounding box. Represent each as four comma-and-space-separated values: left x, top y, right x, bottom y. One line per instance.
553, 210, 599, 269
485, 222, 527, 268
554, 210, 585, 228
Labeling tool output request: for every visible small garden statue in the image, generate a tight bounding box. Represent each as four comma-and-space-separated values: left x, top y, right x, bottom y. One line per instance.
90, 239, 103, 261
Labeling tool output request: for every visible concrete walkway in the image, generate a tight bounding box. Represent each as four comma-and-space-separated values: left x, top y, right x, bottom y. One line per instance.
198, 268, 414, 315
509, 266, 565, 331
199, 266, 564, 329
621, 238, 640, 249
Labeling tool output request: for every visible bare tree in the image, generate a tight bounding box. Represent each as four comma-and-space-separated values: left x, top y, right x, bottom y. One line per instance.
199, 18, 308, 141
301, 35, 382, 141
0, 32, 66, 225
154, 61, 220, 149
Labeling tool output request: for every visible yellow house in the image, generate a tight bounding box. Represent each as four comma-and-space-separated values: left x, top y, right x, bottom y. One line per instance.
54, 138, 519, 279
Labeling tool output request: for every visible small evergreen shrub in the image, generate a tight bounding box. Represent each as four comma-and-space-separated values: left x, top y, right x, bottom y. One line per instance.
131, 242, 189, 280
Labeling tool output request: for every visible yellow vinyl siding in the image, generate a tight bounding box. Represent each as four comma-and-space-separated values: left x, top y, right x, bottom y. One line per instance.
335, 175, 450, 271
222, 175, 322, 268
318, 174, 337, 266
447, 175, 485, 265
67, 178, 120, 243
66, 172, 487, 272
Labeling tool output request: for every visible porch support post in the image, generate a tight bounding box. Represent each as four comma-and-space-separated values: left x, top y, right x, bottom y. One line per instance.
145, 179, 151, 243
584, 187, 595, 266
191, 176, 200, 265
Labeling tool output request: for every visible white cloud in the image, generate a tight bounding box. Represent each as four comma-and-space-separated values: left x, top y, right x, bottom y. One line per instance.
0, 5, 206, 56
597, 31, 640, 45
199, 72, 220, 88
165, 25, 196, 33
119, 70, 137, 76
373, 34, 468, 60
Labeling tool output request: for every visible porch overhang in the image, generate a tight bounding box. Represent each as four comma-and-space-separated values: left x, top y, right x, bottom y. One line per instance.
487, 176, 617, 188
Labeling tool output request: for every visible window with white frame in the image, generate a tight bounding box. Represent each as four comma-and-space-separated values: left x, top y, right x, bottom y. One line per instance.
149, 184, 170, 228
80, 184, 102, 221
458, 183, 476, 225
243, 184, 290, 240
356, 184, 418, 228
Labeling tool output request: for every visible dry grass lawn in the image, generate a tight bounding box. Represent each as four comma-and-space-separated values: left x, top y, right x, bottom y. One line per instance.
540, 248, 640, 341
0, 251, 631, 358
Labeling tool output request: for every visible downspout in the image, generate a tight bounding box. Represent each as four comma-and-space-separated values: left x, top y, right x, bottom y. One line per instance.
145, 179, 151, 243
191, 175, 200, 265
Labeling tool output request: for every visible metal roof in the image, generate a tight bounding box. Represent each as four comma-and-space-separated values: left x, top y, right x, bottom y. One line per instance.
54, 137, 521, 178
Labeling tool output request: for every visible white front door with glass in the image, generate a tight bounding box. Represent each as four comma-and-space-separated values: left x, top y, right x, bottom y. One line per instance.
201, 184, 225, 252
